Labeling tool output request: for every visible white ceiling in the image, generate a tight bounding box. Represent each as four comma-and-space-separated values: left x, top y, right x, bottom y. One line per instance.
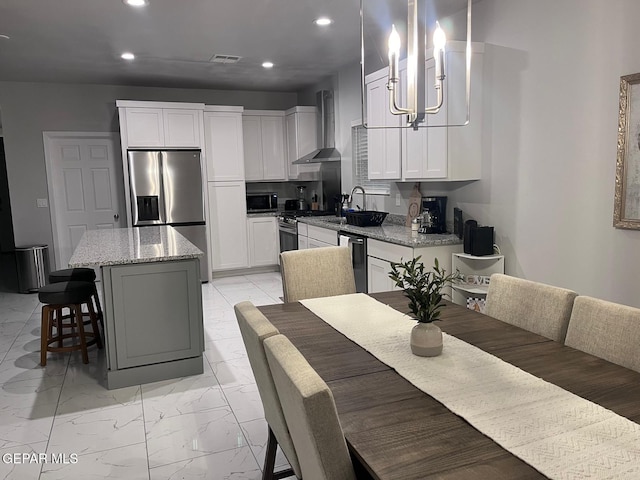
0, 0, 473, 93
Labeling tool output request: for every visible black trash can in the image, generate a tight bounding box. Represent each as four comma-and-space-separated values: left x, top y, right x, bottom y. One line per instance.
15, 245, 50, 293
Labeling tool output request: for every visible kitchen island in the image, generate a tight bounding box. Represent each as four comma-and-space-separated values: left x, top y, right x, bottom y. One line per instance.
69, 226, 204, 389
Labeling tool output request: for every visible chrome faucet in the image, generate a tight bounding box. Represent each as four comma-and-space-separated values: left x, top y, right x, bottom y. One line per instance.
350, 185, 366, 211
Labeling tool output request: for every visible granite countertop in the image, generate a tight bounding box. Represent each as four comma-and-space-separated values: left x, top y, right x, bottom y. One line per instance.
297, 214, 463, 248
246, 211, 279, 218
68, 226, 204, 267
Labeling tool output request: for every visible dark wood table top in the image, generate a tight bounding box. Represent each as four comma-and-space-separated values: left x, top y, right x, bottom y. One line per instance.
259, 291, 640, 480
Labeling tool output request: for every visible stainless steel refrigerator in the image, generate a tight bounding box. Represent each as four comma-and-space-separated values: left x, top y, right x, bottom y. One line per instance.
128, 150, 208, 281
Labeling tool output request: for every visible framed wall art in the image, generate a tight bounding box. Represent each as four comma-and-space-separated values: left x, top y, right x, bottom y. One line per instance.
614, 72, 640, 229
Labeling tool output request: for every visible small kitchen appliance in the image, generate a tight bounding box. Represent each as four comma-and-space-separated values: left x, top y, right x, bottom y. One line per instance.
419, 196, 447, 234
246, 193, 278, 213
464, 220, 494, 256
296, 186, 308, 211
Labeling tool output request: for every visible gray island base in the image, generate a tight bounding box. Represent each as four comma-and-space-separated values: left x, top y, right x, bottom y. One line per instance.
69, 226, 205, 389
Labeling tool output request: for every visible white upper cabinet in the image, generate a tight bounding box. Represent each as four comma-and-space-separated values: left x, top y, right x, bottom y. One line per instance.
117, 101, 204, 148
204, 107, 245, 181
243, 111, 287, 181
124, 108, 165, 147
365, 71, 402, 180
402, 57, 448, 179
365, 42, 484, 182
285, 106, 319, 180
163, 109, 201, 147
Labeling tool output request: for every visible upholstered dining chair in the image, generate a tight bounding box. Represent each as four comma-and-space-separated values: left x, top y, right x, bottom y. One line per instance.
564, 296, 640, 373
280, 246, 356, 303
234, 301, 301, 480
264, 334, 357, 480
485, 273, 578, 342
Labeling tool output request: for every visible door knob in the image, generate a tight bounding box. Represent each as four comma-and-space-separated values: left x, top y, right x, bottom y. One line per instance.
114, 213, 120, 220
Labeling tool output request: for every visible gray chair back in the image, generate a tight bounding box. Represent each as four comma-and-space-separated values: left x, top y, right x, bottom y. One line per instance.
485, 273, 577, 342
565, 296, 640, 372
280, 246, 356, 303
234, 301, 301, 477
264, 334, 356, 480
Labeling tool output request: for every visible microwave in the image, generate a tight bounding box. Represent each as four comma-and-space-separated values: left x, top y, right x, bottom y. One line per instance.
246, 193, 278, 212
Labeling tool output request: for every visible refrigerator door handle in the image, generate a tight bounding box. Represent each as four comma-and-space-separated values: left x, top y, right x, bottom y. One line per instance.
157, 152, 167, 224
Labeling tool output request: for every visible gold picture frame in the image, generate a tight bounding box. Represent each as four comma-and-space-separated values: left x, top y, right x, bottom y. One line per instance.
614, 72, 640, 229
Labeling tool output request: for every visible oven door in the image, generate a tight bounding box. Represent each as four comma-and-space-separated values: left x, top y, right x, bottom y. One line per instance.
279, 223, 298, 253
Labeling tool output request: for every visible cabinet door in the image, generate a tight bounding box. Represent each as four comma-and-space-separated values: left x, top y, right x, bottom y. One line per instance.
366, 75, 401, 180
242, 116, 263, 181
163, 109, 201, 147
109, 259, 202, 369
298, 235, 308, 250
287, 111, 318, 180
401, 62, 447, 180
308, 238, 333, 249
208, 182, 248, 270
367, 256, 398, 293
204, 112, 245, 181
261, 116, 286, 180
125, 108, 165, 147
424, 58, 448, 178
248, 217, 278, 267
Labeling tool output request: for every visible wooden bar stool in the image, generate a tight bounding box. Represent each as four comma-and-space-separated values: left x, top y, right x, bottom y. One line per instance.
49, 268, 103, 330
39, 281, 103, 365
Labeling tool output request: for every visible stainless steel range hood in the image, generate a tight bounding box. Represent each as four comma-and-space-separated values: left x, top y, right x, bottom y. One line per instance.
293, 90, 341, 164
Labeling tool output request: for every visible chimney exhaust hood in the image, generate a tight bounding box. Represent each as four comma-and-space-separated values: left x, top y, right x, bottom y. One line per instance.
293, 90, 341, 164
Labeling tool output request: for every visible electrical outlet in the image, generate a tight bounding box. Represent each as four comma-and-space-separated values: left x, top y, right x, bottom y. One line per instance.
395, 193, 401, 207
36, 198, 48, 208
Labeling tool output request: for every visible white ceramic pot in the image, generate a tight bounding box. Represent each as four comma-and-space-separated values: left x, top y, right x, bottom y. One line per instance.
410, 322, 443, 357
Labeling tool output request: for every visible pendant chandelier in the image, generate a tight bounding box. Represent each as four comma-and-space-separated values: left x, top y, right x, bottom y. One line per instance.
360, 0, 473, 130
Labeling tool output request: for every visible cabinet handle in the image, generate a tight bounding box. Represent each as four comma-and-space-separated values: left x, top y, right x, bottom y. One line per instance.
114, 213, 120, 221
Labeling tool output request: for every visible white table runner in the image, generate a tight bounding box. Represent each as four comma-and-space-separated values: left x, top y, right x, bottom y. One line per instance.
300, 294, 640, 480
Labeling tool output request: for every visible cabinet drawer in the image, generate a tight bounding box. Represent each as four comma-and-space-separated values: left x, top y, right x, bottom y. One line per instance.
297, 223, 308, 236
368, 238, 413, 263
307, 225, 337, 245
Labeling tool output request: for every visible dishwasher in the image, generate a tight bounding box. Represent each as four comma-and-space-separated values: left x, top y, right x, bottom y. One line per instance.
338, 231, 367, 293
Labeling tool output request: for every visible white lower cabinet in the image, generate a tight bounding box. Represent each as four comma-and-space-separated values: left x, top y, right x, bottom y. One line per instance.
247, 217, 278, 267
208, 181, 248, 271
368, 256, 399, 293
297, 224, 337, 249
367, 238, 462, 294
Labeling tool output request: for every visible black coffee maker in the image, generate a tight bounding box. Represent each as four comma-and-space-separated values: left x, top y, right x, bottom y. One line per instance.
419, 196, 447, 234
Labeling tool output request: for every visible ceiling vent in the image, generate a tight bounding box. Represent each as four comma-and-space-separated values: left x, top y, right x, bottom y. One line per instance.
209, 54, 242, 64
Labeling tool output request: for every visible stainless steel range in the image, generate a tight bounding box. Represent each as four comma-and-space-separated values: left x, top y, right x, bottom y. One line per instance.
277, 210, 335, 254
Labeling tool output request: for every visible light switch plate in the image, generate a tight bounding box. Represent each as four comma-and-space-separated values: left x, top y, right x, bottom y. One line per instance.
36, 198, 48, 208
395, 193, 401, 207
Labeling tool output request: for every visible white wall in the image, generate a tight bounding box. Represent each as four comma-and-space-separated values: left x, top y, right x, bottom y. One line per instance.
447, 0, 640, 307
0, 81, 297, 251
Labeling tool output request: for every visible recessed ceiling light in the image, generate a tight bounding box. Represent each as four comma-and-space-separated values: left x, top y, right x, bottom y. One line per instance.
0, 34, 10, 40
314, 17, 333, 26
262, 61, 274, 69
123, 0, 149, 7
121, 52, 135, 60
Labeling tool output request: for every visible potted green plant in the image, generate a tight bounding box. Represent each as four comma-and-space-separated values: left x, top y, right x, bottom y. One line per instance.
389, 256, 462, 356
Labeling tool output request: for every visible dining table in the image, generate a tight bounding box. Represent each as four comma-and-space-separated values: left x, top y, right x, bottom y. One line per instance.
258, 291, 640, 480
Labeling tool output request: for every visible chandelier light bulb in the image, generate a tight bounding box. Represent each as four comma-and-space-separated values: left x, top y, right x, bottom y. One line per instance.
388, 24, 401, 56
433, 21, 446, 52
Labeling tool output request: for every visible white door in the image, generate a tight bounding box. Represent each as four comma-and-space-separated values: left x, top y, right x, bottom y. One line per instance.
44, 132, 124, 269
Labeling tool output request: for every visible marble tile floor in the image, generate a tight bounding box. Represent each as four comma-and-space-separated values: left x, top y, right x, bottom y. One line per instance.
0, 272, 295, 480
